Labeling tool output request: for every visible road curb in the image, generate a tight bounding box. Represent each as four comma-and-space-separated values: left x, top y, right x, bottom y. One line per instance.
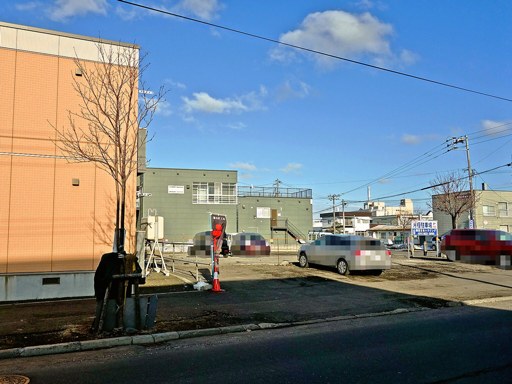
1, 297, 510, 360
0, 308, 427, 360
461, 295, 512, 306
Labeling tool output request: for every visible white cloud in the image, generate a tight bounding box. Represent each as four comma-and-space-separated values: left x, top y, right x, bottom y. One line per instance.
401, 134, 421, 145
155, 100, 173, 117
229, 162, 257, 171
238, 173, 254, 180
240, 85, 268, 111
15, 1, 40, 11
182, 92, 247, 114
164, 79, 187, 90
399, 49, 419, 66
115, 5, 137, 21
175, 0, 223, 21
481, 119, 511, 136
357, 0, 375, 9
227, 122, 247, 130
15, 0, 109, 21
47, 0, 108, 21
355, 0, 388, 11
275, 80, 311, 101
182, 87, 267, 115
401, 133, 439, 145
272, 10, 413, 69
281, 163, 303, 173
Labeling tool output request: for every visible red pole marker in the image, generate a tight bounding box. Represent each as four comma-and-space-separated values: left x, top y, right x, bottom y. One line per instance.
211, 226, 224, 292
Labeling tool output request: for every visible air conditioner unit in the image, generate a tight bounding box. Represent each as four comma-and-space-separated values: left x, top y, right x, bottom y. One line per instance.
142, 216, 164, 240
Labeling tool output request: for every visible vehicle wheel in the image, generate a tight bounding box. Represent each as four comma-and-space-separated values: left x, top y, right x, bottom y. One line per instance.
337, 259, 349, 275
499, 254, 511, 269
298, 253, 309, 268
444, 250, 456, 262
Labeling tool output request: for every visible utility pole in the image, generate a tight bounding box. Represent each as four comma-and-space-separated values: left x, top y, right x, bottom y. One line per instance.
342, 199, 347, 234
273, 179, 281, 197
449, 136, 475, 228
328, 194, 340, 233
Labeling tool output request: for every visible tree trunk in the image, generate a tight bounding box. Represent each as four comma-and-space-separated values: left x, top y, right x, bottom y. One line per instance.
451, 214, 458, 229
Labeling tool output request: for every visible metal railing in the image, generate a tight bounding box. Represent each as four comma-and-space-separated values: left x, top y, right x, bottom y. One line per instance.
272, 218, 307, 243
238, 186, 312, 198
142, 240, 211, 283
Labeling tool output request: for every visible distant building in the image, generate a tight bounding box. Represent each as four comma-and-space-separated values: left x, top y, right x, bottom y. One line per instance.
364, 198, 414, 217
139, 168, 313, 248
433, 187, 512, 235
319, 211, 372, 236
367, 225, 410, 245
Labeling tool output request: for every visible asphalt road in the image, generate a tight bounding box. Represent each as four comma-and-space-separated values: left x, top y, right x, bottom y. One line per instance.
2, 300, 511, 384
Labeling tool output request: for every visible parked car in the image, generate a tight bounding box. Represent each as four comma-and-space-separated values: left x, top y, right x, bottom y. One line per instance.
387, 243, 407, 250
230, 232, 271, 256
441, 229, 512, 269
298, 234, 391, 275
188, 231, 232, 257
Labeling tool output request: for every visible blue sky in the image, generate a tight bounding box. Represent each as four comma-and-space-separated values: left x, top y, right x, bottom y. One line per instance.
3, 0, 512, 217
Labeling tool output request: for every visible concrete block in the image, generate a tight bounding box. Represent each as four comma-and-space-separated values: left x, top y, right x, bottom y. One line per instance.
152, 332, 179, 344
20, 342, 81, 357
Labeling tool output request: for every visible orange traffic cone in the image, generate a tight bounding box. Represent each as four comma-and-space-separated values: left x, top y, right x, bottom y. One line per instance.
211, 252, 223, 292
212, 270, 222, 292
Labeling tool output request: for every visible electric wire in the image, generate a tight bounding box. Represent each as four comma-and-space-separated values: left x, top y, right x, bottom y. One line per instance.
116, 1, 512, 213
339, 142, 449, 196
315, 162, 512, 214
118, 0, 512, 203
117, 0, 512, 102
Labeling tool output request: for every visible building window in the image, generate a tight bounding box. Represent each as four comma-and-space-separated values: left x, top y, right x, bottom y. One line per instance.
498, 202, 510, 217
192, 182, 237, 204
482, 205, 496, 217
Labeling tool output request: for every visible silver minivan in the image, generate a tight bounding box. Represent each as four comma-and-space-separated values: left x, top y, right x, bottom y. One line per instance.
298, 234, 391, 275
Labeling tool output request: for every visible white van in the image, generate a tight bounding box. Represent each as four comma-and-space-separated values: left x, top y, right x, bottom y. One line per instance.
298, 234, 391, 275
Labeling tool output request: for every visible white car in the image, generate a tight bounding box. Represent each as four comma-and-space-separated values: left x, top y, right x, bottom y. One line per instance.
298, 234, 391, 275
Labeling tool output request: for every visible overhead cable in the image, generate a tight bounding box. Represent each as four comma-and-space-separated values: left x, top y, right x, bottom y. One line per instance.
117, 0, 512, 103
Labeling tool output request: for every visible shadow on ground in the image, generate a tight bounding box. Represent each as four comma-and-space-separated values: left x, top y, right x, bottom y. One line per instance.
0, 259, 462, 350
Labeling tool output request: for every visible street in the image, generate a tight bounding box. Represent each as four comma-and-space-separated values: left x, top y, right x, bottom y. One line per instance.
1, 300, 511, 384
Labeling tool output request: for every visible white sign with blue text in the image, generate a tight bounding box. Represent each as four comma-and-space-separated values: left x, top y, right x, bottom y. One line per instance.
411, 220, 438, 236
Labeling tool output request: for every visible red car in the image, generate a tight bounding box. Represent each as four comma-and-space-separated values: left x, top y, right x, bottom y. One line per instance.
441, 229, 512, 269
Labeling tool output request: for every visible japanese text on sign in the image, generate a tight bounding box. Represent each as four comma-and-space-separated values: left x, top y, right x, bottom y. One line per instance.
411, 220, 438, 236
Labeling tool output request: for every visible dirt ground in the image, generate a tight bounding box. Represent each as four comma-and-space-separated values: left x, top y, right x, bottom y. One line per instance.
0, 251, 504, 350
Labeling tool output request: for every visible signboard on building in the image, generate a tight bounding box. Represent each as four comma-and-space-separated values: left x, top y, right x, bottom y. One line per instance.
411, 220, 438, 236
168, 185, 185, 194
211, 214, 227, 254
256, 207, 271, 219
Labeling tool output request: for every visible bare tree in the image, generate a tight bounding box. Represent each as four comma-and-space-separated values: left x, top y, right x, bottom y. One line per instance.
397, 214, 414, 231
54, 43, 165, 331
54, 42, 165, 253
429, 172, 477, 229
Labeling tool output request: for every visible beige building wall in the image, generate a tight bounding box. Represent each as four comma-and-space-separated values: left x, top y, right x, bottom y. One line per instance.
433, 190, 512, 235
0, 22, 137, 298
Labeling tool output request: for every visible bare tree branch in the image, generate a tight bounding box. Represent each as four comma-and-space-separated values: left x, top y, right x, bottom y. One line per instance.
53, 42, 166, 251
428, 171, 478, 229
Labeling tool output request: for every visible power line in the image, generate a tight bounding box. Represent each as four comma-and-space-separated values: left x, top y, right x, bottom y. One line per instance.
465, 121, 512, 139
341, 124, 512, 198
117, 0, 512, 102
356, 162, 512, 203
340, 141, 449, 196
314, 162, 512, 214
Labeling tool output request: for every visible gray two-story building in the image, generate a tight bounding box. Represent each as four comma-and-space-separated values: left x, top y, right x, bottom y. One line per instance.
138, 168, 312, 249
